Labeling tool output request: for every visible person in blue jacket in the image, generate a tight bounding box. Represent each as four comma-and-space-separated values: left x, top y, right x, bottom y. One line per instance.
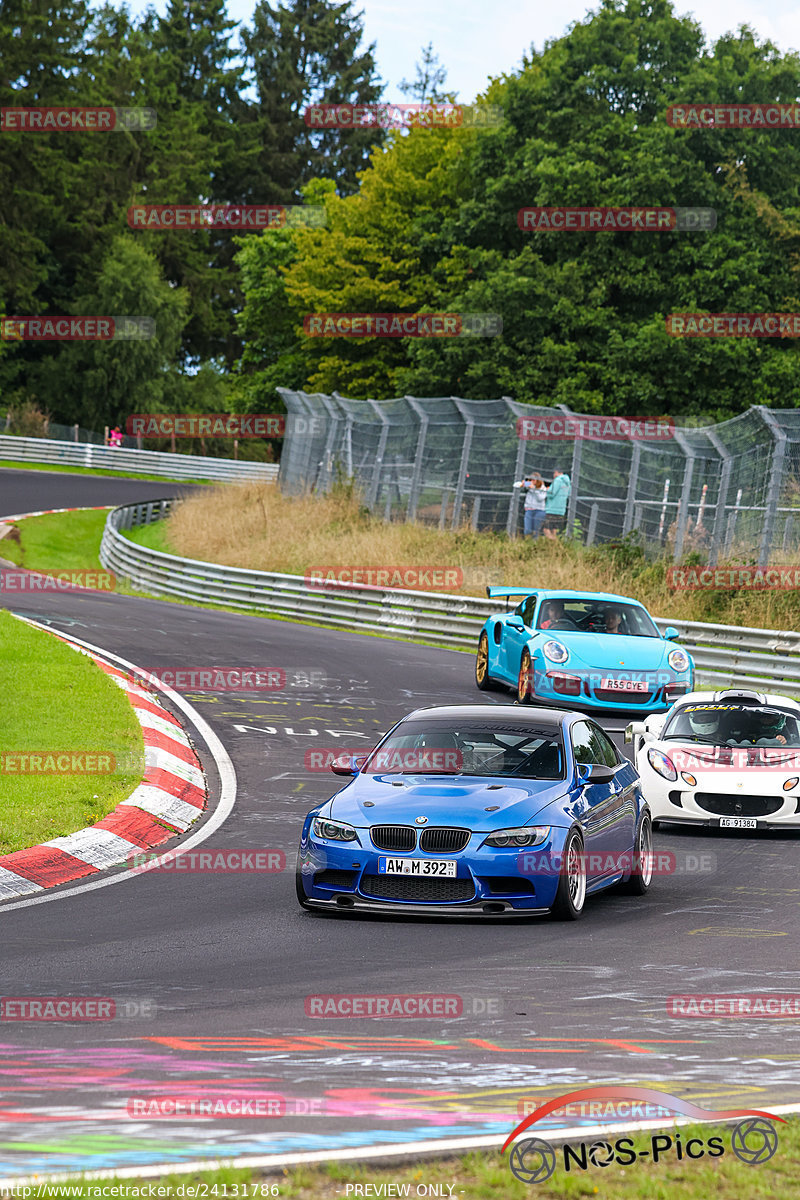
543, 470, 571, 540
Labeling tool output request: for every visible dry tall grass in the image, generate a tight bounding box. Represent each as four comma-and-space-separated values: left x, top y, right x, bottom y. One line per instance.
164, 481, 800, 629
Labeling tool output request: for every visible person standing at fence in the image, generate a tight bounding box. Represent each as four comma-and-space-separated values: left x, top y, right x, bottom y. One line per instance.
514, 472, 547, 539
543, 469, 571, 540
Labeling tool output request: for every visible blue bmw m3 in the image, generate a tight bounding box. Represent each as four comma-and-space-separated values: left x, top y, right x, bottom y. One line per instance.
296, 705, 652, 920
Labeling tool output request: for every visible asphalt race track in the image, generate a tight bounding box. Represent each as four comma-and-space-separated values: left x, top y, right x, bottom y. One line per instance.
1, 468, 799, 1180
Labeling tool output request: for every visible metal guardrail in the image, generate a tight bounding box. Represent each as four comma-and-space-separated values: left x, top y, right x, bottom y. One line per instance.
0, 435, 279, 483
99, 500, 800, 695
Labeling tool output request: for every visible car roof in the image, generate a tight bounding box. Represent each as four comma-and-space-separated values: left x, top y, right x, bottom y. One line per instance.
515, 589, 644, 606
667, 690, 800, 712
402, 704, 570, 730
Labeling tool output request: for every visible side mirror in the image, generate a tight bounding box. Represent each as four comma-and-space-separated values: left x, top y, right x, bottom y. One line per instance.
663, 626, 680, 640
624, 721, 647, 744
507, 616, 525, 630
587, 763, 615, 783
330, 753, 369, 776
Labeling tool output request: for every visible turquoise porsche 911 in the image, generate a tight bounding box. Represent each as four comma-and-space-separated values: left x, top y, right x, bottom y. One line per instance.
475, 587, 693, 714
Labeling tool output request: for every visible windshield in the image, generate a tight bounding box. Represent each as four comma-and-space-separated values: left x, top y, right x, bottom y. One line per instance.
362, 720, 565, 779
535, 598, 659, 637
662, 703, 800, 746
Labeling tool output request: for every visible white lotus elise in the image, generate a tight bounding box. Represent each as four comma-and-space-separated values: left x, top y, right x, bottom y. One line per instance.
625, 688, 800, 831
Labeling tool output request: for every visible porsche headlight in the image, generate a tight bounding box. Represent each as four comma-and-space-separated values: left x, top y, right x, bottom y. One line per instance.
312, 818, 358, 842
484, 825, 550, 848
543, 640, 568, 664
668, 648, 690, 672
647, 748, 678, 781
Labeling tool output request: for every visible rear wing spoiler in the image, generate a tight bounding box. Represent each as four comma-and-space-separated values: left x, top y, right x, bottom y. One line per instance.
486, 586, 538, 599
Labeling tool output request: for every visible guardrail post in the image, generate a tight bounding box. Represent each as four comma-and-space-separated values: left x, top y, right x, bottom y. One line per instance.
756, 406, 788, 567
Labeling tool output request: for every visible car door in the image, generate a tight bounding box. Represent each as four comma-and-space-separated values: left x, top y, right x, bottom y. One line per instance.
587, 721, 638, 854
570, 720, 632, 884
502, 597, 535, 682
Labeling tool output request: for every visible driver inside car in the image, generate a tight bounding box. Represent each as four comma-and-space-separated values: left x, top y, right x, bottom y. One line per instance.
539, 599, 566, 629
749, 710, 789, 746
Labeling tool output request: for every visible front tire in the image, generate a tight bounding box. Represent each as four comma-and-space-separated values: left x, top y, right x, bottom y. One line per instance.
623, 813, 653, 895
475, 632, 493, 691
550, 829, 586, 920
517, 650, 533, 704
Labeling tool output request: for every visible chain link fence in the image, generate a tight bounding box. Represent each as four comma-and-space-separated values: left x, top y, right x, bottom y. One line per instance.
277, 391, 800, 566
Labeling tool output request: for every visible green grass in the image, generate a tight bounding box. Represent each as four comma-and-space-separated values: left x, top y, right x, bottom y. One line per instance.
0, 610, 144, 853
1, 508, 109, 572
6, 1119, 799, 1197
123, 519, 174, 555
0, 459, 219, 484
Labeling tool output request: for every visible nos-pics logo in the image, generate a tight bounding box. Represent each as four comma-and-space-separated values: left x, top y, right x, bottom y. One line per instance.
503, 1086, 782, 1184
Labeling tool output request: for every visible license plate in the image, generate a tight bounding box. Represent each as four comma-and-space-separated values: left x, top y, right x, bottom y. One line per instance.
719, 817, 757, 829
378, 857, 457, 877
600, 678, 648, 692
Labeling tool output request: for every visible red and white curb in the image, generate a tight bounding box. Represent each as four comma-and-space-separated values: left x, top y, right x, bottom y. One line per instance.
0, 616, 207, 901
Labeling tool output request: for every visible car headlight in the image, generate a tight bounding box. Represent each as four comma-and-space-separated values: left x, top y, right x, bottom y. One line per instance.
484, 825, 550, 848
543, 640, 568, 664
668, 648, 690, 672
647, 748, 677, 781
312, 818, 358, 842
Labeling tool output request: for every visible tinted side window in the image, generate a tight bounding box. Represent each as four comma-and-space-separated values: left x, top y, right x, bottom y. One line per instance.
571, 721, 595, 765
588, 723, 620, 767
521, 596, 537, 627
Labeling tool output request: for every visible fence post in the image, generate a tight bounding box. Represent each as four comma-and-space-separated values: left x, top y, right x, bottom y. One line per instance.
73, 423, 79, 443
622, 442, 641, 536
505, 397, 527, 538
405, 397, 428, 522
706, 431, 733, 567
587, 502, 599, 545
557, 405, 581, 538
671, 430, 696, 562
366, 399, 390, 511
471, 496, 481, 530
450, 401, 474, 530
756, 406, 788, 567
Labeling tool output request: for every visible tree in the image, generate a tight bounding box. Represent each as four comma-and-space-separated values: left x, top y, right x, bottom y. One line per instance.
399, 42, 451, 103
